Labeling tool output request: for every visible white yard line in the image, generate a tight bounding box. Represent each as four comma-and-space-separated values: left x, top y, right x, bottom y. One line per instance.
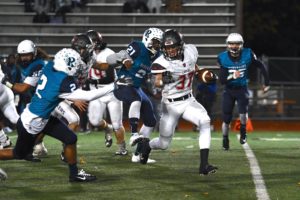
238, 135, 270, 200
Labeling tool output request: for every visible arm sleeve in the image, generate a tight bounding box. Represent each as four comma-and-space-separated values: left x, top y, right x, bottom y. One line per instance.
106, 50, 131, 67
250, 52, 270, 86
58, 83, 114, 101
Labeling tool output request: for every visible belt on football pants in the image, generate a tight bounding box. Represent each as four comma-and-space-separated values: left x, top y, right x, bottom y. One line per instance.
167, 93, 192, 102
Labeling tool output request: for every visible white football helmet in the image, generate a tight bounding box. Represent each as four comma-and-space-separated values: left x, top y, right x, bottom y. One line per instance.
226, 33, 244, 57
53, 48, 83, 76
17, 40, 37, 56
142, 27, 163, 55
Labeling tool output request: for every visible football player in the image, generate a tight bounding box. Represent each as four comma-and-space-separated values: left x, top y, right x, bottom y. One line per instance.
106, 27, 163, 163
218, 33, 270, 150
139, 29, 218, 175
86, 30, 128, 155
2, 40, 87, 159
0, 48, 113, 182
0, 65, 19, 150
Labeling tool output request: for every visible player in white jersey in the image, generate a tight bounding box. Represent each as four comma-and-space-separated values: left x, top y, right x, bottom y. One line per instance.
86, 30, 127, 155
0, 65, 19, 149
138, 29, 218, 175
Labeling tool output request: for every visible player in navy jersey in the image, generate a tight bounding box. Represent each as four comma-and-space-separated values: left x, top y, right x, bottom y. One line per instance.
218, 33, 270, 150
107, 27, 163, 163
0, 48, 113, 182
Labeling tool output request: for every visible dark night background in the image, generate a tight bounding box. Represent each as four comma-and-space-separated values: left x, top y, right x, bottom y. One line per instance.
243, 0, 300, 82
243, 0, 300, 57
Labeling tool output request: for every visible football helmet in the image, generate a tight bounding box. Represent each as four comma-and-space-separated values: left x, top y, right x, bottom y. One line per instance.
86, 30, 107, 50
53, 48, 83, 76
17, 40, 37, 56
17, 40, 37, 66
142, 27, 163, 55
161, 29, 184, 61
226, 33, 244, 57
71, 33, 94, 63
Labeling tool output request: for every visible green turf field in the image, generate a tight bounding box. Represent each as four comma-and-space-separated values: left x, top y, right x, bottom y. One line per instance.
1, 131, 300, 200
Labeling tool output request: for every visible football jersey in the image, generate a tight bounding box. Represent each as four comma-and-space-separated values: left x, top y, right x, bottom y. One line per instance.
20, 58, 48, 87
218, 48, 252, 87
117, 41, 159, 88
88, 47, 117, 85
152, 44, 198, 99
28, 61, 78, 119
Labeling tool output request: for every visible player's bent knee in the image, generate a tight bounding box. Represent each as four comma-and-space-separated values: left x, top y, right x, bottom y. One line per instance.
64, 134, 77, 145
89, 118, 100, 127
144, 118, 157, 128
223, 114, 232, 124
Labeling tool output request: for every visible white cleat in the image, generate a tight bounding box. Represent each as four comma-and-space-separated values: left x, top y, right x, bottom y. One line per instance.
0, 136, 12, 149
33, 142, 48, 157
104, 125, 113, 148
131, 153, 156, 164
0, 168, 7, 181
129, 133, 144, 146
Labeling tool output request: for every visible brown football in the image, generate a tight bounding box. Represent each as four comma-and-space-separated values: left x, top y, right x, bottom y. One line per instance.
196, 69, 216, 83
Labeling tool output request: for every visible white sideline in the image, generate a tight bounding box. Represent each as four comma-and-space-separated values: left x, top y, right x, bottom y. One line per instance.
238, 135, 270, 200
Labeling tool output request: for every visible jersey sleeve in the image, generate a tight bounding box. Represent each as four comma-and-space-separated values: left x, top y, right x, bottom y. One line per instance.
59, 76, 79, 93
126, 41, 141, 60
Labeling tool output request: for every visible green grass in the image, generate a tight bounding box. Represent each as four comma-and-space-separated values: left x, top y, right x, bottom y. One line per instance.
1, 131, 300, 200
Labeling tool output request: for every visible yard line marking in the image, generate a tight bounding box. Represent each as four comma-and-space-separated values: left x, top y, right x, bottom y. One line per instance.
257, 138, 300, 141
238, 135, 270, 200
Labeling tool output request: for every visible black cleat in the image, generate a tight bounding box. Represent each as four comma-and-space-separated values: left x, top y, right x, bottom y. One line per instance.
222, 136, 229, 150
199, 164, 218, 175
105, 138, 113, 148
240, 133, 247, 144
24, 154, 41, 162
139, 138, 151, 165
69, 169, 97, 182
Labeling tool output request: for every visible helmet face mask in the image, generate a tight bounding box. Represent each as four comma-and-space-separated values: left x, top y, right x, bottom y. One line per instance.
142, 28, 163, 55
71, 34, 94, 63
53, 48, 83, 76
162, 29, 184, 61
226, 33, 244, 57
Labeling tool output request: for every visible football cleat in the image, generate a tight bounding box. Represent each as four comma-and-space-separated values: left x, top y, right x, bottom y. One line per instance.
131, 153, 156, 164
129, 133, 144, 146
139, 138, 152, 165
32, 142, 48, 157
199, 164, 218, 175
222, 136, 229, 150
0, 136, 12, 149
24, 154, 41, 162
104, 126, 113, 148
115, 142, 128, 156
0, 168, 7, 181
69, 169, 97, 182
240, 133, 247, 144
115, 149, 128, 156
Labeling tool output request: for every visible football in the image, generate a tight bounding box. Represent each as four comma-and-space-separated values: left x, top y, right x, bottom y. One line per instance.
196, 68, 217, 84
